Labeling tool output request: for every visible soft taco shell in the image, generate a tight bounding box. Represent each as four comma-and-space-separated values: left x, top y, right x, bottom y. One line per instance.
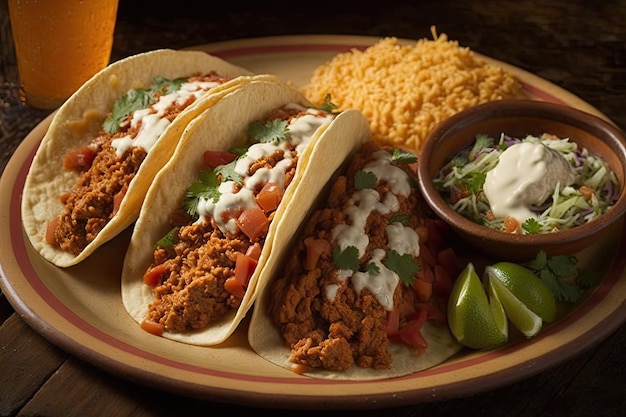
121, 78, 370, 346
248, 142, 462, 380
21, 48, 272, 267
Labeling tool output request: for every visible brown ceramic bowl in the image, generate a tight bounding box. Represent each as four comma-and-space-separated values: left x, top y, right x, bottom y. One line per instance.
417, 99, 626, 262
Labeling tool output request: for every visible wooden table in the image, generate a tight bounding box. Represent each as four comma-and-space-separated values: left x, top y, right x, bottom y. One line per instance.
1, 0, 625, 415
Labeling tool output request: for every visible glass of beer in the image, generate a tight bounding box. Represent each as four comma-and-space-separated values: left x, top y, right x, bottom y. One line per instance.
8, 0, 119, 109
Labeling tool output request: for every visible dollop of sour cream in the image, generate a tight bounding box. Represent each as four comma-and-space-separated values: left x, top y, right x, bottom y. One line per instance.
483, 141, 575, 223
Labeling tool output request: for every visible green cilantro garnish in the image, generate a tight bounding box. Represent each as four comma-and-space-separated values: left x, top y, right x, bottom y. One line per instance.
468, 133, 495, 160
154, 227, 179, 249
391, 148, 418, 165
383, 250, 421, 286
228, 147, 249, 157
526, 250, 599, 302
183, 170, 221, 218
451, 154, 469, 168
389, 214, 410, 225
366, 262, 380, 275
318, 93, 338, 113
460, 171, 486, 195
247, 119, 289, 144
522, 218, 541, 234
332, 246, 360, 272
215, 159, 243, 184
354, 170, 377, 190
102, 76, 186, 134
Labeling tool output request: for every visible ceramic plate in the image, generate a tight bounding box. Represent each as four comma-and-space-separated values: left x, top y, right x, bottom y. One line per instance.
1, 35, 626, 409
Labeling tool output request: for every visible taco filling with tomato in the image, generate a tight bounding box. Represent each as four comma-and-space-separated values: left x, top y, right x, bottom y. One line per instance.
49, 74, 237, 256
249, 141, 463, 380
21, 49, 256, 268
140, 104, 336, 335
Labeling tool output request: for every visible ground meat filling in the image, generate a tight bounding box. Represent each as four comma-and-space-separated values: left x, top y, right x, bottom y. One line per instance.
269, 142, 427, 371
53, 74, 232, 255
146, 116, 303, 333
55, 138, 147, 254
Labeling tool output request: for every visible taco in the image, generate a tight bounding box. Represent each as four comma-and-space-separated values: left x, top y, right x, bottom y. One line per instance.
248, 141, 463, 380
21, 48, 270, 267
121, 79, 372, 346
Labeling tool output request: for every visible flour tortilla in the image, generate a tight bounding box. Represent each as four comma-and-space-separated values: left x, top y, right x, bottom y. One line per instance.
121, 79, 371, 346
248, 143, 462, 381
21, 48, 273, 267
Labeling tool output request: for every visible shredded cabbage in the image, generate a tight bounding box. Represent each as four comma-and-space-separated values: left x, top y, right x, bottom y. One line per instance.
434, 133, 618, 234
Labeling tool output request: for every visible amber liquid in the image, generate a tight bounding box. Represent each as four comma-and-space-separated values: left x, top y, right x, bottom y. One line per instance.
8, 0, 119, 109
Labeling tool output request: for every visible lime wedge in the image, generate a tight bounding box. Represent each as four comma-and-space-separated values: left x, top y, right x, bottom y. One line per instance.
489, 276, 543, 338
448, 263, 508, 349
486, 262, 557, 323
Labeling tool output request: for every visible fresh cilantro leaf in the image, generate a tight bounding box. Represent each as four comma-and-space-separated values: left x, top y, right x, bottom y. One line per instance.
318, 93, 338, 113
528, 249, 548, 270
383, 250, 421, 286
576, 268, 601, 288
451, 154, 469, 168
366, 262, 380, 275
522, 218, 541, 234
183, 170, 221, 218
468, 133, 495, 160
248, 119, 289, 144
526, 250, 599, 303
154, 227, 179, 249
391, 148, 418, 165
229, 147, 248, 157
152, 76, 186, 95
215, 159, 243, 184
355, 170, 377, 190
102, 76, 186, 134
389, 214, 410, 225
461, 171, 486, 194
332, 246, 360, 272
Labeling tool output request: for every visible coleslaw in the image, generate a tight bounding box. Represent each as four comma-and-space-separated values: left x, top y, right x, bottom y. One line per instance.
434, 133, 620, 234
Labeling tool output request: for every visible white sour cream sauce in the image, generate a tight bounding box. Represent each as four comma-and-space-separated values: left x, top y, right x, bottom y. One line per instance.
196, 105, 335, 235
483, 141, 575, 223
325, 150, 419, 311
111, 80, 223, 157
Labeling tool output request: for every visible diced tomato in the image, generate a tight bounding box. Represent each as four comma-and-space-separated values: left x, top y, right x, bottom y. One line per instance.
234, 252, 258, 287
416, 300, 447, 327
237, 205, 270, 241
437, 247, 461, 279
419, 243, 436, 268
143, 264, 168, 287
59, 192, 71, 204
224, 276, 246, 299
433, 264, 453, 298
415, 224, 429, 243
396, 318, 428, 352
424, 218, 446, 254
304, 237, 332, 270
45, 216, 59, 245
290, 363, 313, 375
64, 146, 96, 171
140, 318, 164, 336
203, 150, 236, 168
256, 182, 283, 213
579, 185, 595, 200
245, 242, 262, 260
504, 215, 521, 234
386, 308, 400, 336
413, 275, 433, 302
112, 186, 127, 216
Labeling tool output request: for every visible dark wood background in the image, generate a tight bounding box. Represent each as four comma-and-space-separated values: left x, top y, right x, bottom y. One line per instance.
1, 0, 625, 416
